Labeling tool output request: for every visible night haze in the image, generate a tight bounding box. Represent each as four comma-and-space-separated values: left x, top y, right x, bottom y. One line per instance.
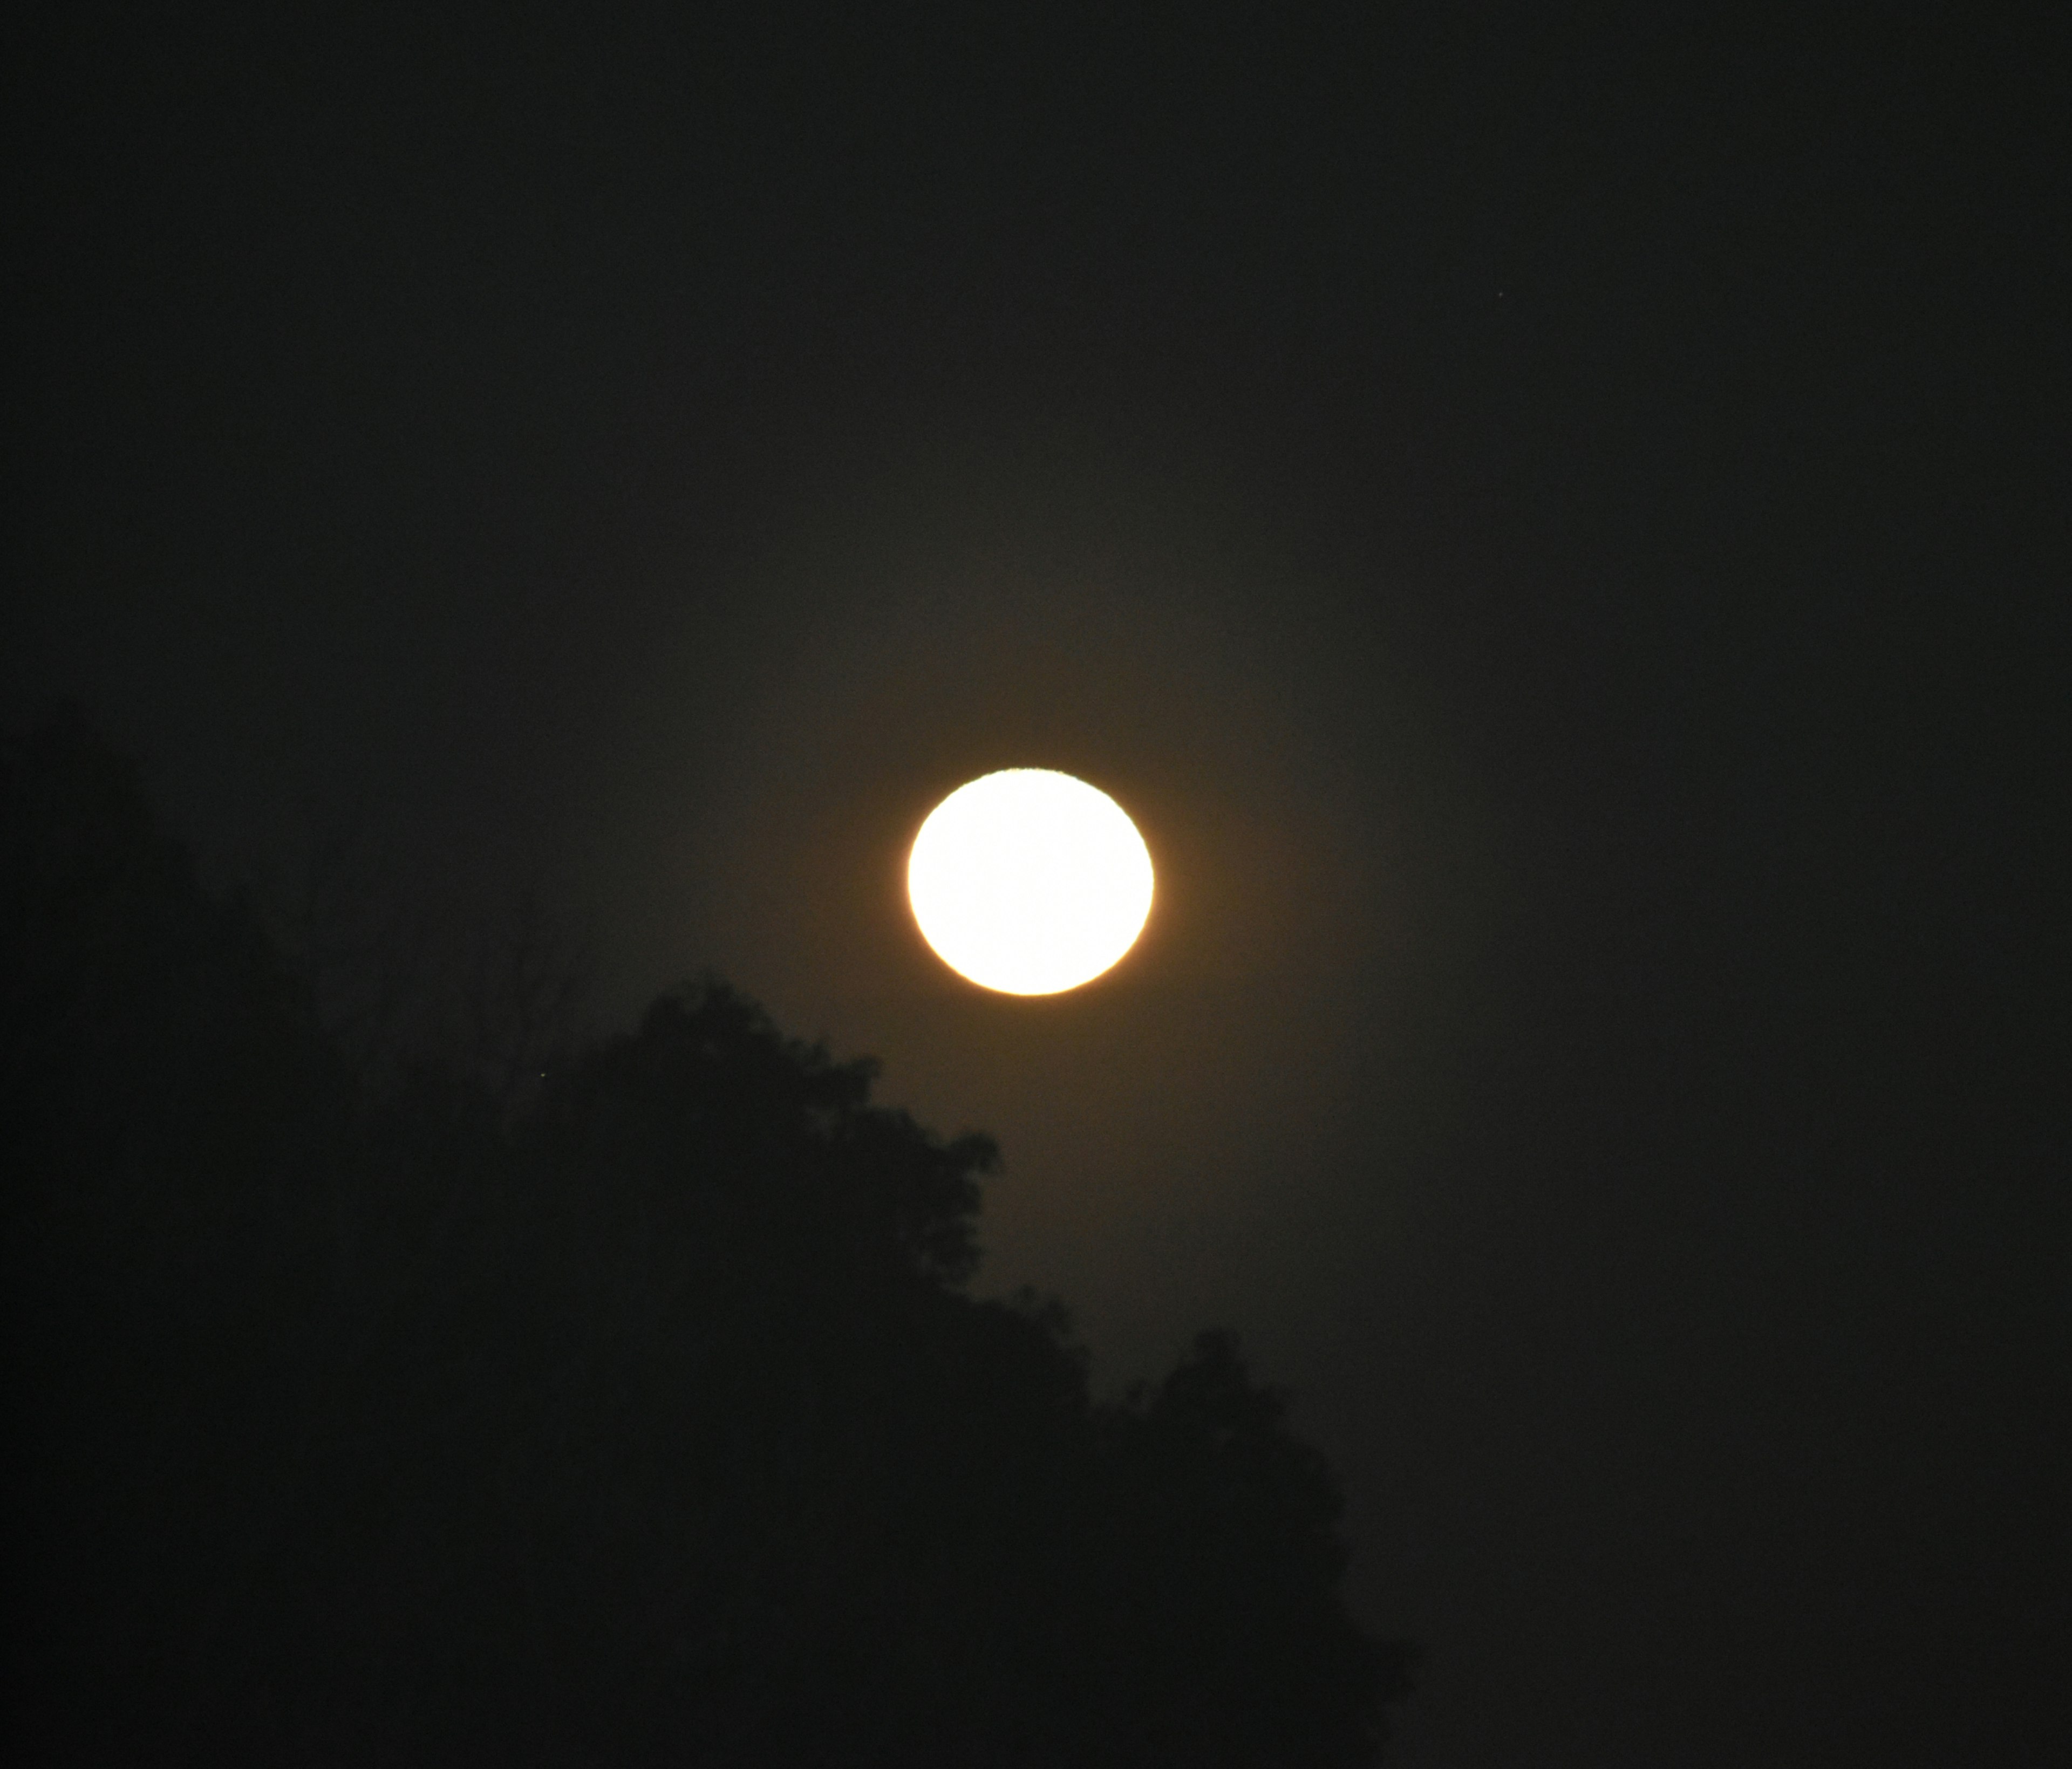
7, 6, 2065, 1765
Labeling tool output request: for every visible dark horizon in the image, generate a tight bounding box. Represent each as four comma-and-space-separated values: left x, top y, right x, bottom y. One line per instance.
8, 7, 2065, 1763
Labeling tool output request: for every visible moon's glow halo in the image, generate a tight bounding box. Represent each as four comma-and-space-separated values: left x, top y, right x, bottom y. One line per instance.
907, 769, 1154, 995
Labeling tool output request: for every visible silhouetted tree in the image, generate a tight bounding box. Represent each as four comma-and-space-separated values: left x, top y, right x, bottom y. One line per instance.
4, 710, 1414, 1766
284, 821, 592, 1114
2, 708, 346, 1760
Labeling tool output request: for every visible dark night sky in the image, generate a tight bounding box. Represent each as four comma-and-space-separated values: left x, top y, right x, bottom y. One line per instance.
8, 6, 2067, 1763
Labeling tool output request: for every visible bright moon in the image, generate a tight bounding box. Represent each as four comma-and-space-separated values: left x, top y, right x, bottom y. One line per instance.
908, 769, 1155, 995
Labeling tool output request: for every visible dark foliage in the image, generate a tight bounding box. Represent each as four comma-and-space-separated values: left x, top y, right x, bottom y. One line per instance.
3, 711, 1413, 1766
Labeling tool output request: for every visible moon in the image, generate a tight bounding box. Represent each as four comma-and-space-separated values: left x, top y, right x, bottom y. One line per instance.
908, 769, 1155, 995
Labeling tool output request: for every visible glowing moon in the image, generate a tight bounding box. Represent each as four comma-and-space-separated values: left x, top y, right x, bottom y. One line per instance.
908, 769, 1154, 995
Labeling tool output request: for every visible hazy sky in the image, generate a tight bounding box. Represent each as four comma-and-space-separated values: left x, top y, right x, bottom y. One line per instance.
10, 9, 2063, 1764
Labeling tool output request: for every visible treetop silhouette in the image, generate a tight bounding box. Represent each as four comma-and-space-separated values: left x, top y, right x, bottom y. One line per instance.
4, 709, 1414, 1766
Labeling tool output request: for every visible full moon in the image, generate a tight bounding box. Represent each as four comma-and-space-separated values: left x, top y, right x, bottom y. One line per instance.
908, 769, 1155, 995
